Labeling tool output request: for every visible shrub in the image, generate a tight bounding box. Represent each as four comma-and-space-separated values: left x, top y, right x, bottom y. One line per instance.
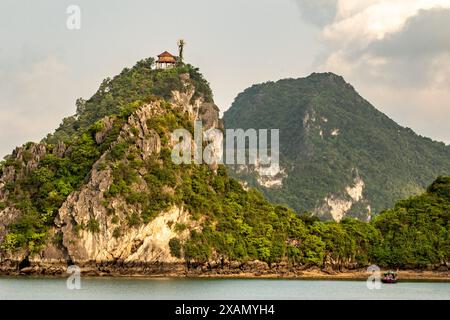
105, 184, 120, 197
169, 238, 182, 258
53, 232, 64, 246
87, 218, 100, 233
126, 212, 141, 227
174, 223, 188, 233
113, 227, 121, 238
110, 142, 129, 160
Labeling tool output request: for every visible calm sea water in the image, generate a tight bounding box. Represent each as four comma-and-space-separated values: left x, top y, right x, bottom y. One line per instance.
0, 277, 449, 300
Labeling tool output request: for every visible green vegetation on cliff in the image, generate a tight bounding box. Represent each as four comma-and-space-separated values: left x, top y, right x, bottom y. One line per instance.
223, 73, 450, 220
1, 133, 100, 252
0, 58, 212, 253
47, 58, 212, 144
102, 104, 448, 268
0, 61, 448, 270
372, 176, 450, 267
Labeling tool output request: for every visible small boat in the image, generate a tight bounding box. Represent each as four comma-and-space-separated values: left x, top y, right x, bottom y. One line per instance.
381, 270, 398, 283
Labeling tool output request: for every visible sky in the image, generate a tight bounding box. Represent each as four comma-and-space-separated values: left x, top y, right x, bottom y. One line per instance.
0, 0, 449, 158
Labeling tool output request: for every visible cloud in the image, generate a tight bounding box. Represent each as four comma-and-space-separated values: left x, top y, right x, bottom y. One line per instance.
294, 0, 338, 27
0, 56, 76, 158
322, 7, 450, 88
322, 0, 450, 46
295, 0, 450, 86
295, 0, 450, 143
368, 9, 450, 58
363, 9, 450, 89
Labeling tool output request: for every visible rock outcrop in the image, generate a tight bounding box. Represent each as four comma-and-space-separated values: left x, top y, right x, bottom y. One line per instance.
317, 171, 371, 222
0, 143, 48, 242
0, 78, 222, 274
2, 63, 447, 278
54, 101, 199, 265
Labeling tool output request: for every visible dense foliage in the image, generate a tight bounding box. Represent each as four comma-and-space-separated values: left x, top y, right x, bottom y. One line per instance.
0, 62, 448, 271
1, 107, 133, 252
96, 99, 449, 268
177, 174, 450, 268
1, 58, 212, 253
371, 176, 450, 267
47, 58, 212, 144
223, 73, 450, 219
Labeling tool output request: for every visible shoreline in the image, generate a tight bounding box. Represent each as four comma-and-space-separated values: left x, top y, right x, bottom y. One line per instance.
1, 267, 448, 282
192, 270, 450, 282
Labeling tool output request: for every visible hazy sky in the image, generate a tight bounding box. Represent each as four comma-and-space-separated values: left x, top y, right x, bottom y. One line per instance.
1, 0, 449, 158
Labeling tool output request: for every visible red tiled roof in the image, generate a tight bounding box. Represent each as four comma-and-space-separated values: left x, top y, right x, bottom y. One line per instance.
158, 51, 174, 58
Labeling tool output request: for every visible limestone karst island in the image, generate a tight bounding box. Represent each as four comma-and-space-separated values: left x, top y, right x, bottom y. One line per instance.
0, 40, 449, 283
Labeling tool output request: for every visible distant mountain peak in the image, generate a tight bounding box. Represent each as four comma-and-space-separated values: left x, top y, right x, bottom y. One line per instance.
224, 74, 450, 221
307, 71, 344, 81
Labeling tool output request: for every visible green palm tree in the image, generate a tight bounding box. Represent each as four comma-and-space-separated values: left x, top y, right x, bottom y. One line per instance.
177, 39, 186, 63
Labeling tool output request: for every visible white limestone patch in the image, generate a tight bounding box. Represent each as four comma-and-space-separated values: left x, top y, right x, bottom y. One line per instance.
303, 112, 311, 126
331, 128, 340, 136
323, 197, 353, 222
366, 205, 372, 222
231, 159, 287, 189
346, 177, 364, 202
124, 206, 196, 263
318, 174, 366, 222
257, 176, 284, 188
255, 163, 287, 188
240, 180, 250, 191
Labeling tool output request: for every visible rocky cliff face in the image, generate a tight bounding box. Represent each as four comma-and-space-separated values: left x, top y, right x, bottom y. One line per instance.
0, 73, 222, 274
54, 100, 199, 266
0, 143, 49, 243
317, 173, 371, 222
2, 62, 447, 276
